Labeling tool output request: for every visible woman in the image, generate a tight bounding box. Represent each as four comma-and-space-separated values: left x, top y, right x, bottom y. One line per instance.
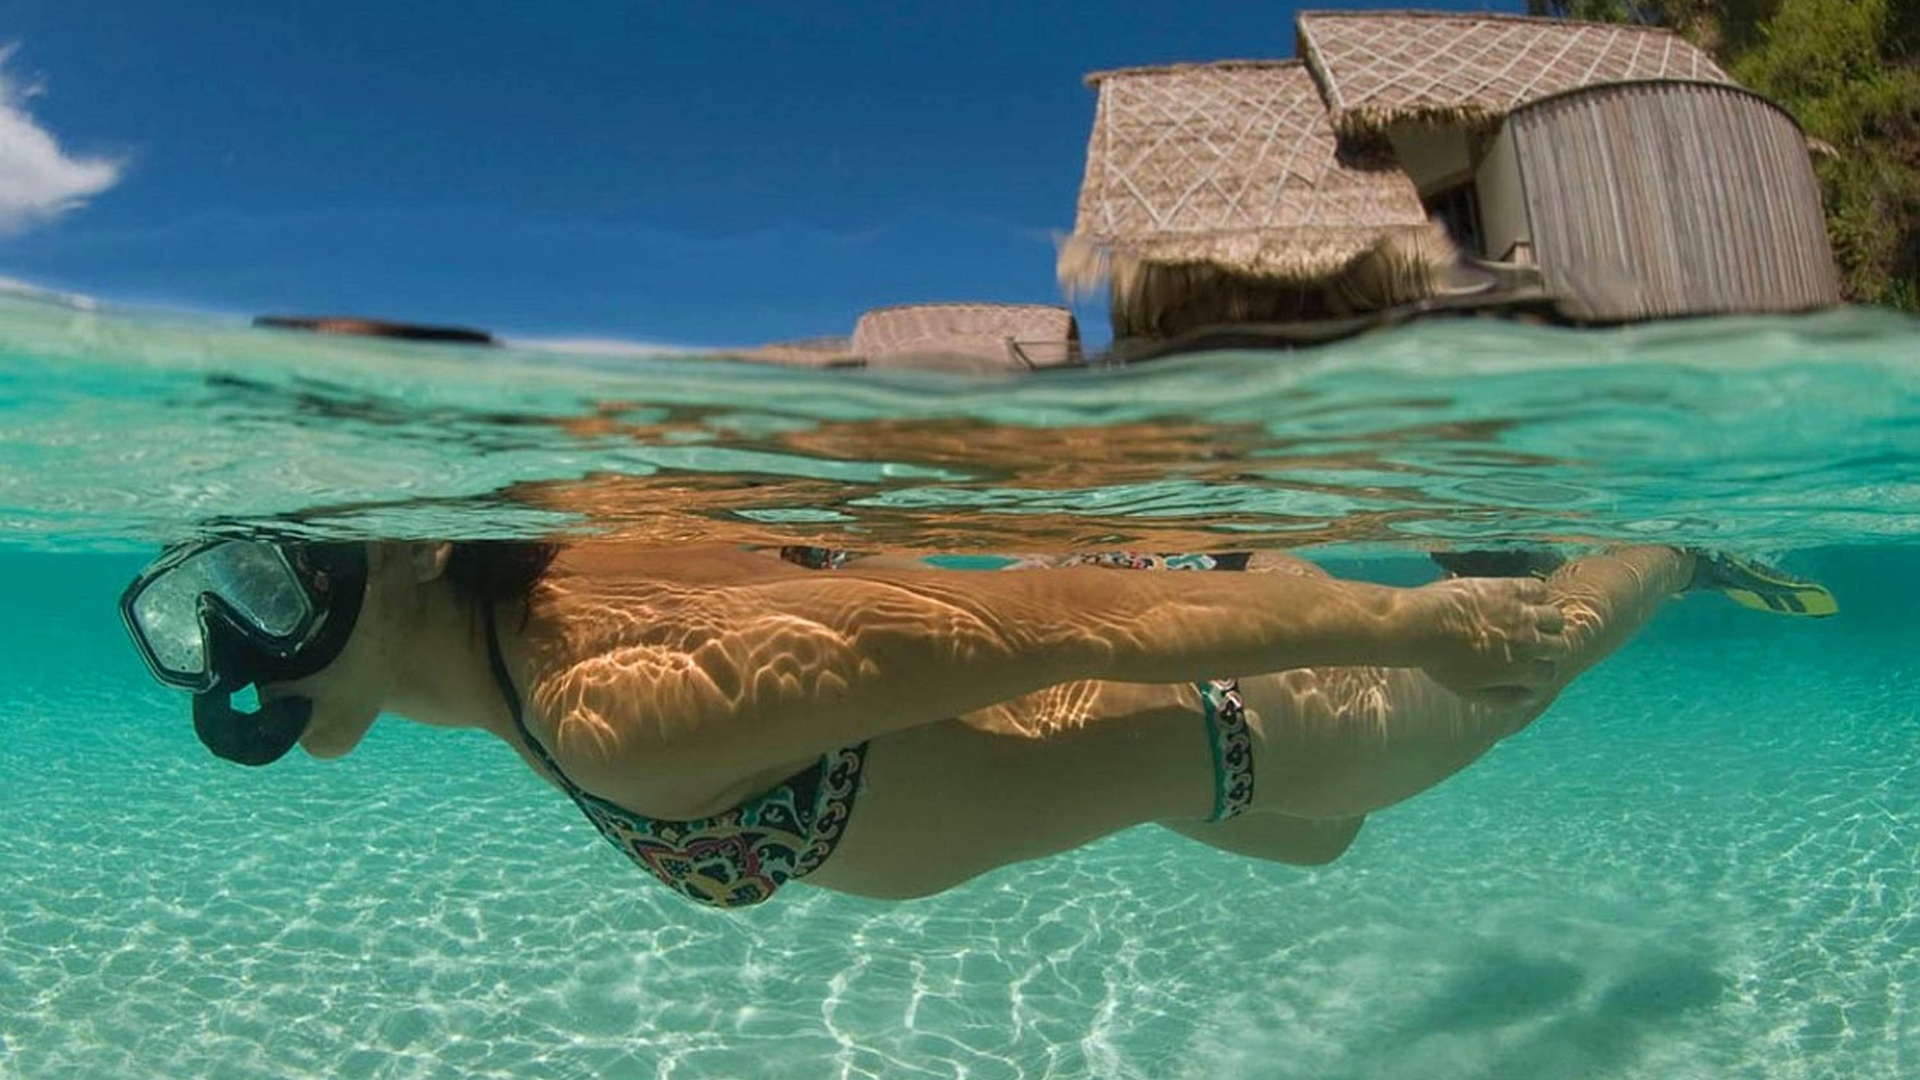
118, 539, 1809, 909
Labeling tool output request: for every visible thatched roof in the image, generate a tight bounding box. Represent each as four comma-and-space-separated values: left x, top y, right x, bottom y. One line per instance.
1060, 60, 1434, 294
730, 336, 858, 367
851, 303, 1079, 371
1298, 11, 1733, 137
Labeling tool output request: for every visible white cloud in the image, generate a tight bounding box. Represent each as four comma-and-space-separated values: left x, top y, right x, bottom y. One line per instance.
0, 47, 121, 234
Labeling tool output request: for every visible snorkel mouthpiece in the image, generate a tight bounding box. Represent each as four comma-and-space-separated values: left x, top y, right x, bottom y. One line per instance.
193, 690, 313, 767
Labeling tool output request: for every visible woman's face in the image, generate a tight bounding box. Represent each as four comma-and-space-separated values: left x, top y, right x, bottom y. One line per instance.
263, 543, 431, 759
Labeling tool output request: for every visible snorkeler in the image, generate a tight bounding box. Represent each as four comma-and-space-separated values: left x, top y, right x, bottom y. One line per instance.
120, 538, 1832, 909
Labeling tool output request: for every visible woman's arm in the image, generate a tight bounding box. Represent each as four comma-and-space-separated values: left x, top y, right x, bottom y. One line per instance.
529, 557, 1567, 788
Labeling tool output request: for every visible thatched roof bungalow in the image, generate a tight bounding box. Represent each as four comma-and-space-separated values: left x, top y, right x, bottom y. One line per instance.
732, 336, 861, 368
850, 302, 1080, 372
1063, 11, 1840, 342
1061, 61, 1460, 341
723, 303, 1080, 372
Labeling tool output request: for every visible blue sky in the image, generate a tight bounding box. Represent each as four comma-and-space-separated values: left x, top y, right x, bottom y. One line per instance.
0, 0, 1517, 347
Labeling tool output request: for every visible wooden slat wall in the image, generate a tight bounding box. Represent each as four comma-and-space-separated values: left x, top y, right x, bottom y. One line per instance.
1512, 82, 1840, 321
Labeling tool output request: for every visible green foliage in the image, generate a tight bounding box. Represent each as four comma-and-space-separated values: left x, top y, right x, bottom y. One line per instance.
1525, 1, 1646, 21
1736, 0, 1904, 130
1733, 0, 1920, 309
1533, 0, 1920, 310
1524, 0, 1764, 48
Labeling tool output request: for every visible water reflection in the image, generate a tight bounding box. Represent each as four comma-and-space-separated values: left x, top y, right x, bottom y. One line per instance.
176, 368, 1609, 551
8, 301, 1915, 551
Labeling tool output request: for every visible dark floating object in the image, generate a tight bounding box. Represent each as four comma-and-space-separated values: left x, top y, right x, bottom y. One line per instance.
253, 315, 496, 346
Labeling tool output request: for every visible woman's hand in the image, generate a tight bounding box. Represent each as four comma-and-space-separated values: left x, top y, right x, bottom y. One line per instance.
1396, 577, 1568, 706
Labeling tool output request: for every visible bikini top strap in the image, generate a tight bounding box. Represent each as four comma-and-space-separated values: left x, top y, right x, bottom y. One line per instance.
481, 602, 584, 796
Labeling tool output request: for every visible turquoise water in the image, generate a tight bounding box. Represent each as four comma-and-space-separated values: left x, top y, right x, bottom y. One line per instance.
2, 292, 1918, 1078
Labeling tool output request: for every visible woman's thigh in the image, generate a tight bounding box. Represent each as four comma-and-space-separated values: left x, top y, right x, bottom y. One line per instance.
803, 681, 1222, 899
1160, 812, 1365, 866
1237, 662, 1543, 820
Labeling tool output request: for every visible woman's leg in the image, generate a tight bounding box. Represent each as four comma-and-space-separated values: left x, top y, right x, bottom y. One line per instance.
1142, 551, 1359, 862
1010, 545, 1686, 862
813, 547, 1375, 871
1238, 545, 1693, 821
831, 545, 1687, 870
1160, 812, 1366, 866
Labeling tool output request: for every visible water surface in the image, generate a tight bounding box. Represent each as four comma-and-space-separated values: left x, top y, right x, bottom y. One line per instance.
1, 294, 1916, 1078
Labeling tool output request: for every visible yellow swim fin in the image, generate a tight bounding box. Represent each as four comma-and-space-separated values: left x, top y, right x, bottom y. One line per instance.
1687, 551, 1839, 618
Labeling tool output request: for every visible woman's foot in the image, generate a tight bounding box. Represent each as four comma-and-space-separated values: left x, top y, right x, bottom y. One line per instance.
1684, 550, 1839, 617
1432, 546, 1838, 618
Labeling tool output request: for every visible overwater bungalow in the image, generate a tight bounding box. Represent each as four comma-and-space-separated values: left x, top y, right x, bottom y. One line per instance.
732, 336, 862, 368
728, 303, 1081, 372
850, 302, 1081, 372
1062, 11, 1841, 349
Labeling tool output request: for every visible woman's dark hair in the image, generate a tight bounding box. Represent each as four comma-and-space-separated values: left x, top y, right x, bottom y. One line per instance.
442, 541, 559, 607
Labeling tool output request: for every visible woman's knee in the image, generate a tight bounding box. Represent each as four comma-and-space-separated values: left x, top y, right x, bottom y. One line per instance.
1271, 814, 1364, 865
1161, 813, 1365, 866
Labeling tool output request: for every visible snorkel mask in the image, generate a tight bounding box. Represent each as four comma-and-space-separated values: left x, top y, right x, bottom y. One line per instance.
119, 540, 368, 765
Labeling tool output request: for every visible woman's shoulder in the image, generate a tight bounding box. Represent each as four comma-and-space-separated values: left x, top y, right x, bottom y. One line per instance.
507, 599, 761, 816
513, 543, 798, 732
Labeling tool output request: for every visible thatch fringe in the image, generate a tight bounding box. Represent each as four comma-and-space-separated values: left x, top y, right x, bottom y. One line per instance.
1328, 102, 1508, 143
1055, 233, 1112, 301
1074, 222, 1464, 340
1058, 226, 1442, 298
